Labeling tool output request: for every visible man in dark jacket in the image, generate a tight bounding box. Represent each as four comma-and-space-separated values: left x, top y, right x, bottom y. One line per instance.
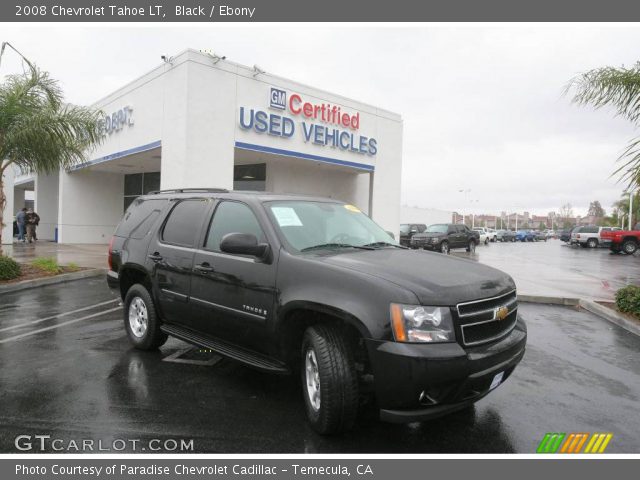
25, 208, 40, 243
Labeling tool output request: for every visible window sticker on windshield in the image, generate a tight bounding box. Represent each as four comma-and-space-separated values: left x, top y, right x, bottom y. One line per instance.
272, 207, 303, 227
344, 204, 361, 213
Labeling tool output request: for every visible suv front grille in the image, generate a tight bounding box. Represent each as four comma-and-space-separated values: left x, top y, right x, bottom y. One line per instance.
456, 290, 518, 347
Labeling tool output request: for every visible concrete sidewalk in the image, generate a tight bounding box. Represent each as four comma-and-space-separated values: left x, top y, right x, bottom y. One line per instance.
1, 241, 107, 269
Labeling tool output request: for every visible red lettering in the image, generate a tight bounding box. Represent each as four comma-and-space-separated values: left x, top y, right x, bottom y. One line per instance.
303, 103, 314, 117
289, 94, 302, 114
341, 113, 351, 127
351, 113, 360, 130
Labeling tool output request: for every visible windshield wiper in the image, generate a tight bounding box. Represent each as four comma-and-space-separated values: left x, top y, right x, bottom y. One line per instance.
362, 242, 408, 249
301, 243, 374, 252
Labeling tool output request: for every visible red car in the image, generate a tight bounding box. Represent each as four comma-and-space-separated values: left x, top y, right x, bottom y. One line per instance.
602, 224, 640, 254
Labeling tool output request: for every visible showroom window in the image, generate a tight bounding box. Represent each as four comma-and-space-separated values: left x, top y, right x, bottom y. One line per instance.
124, 172, 161, 211
233, 164, 266, 191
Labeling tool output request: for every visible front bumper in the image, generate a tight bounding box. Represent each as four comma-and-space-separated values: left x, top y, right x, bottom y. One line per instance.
365, 317, 527, 422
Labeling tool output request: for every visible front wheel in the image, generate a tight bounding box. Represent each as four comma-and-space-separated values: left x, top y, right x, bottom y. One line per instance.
466, 240, 476, 253
124, 284, 168, 350
301, 325, 359, 435
622, 239, 638, 255
440, 240, 450, 255
484, 238, 489, 245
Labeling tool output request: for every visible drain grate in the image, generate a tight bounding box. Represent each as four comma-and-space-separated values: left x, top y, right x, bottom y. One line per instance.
162, 347, 223, 366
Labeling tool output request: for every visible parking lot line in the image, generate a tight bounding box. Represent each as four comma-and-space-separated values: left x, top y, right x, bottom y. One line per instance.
0, 307, 122, 344
0, 299, 119, 333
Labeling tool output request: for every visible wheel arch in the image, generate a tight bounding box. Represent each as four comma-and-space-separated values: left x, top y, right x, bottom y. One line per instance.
118, 264, 153, 300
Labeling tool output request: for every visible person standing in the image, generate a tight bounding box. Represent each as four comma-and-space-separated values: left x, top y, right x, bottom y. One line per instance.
16, 208, 27, 243
25, 208, 40, 244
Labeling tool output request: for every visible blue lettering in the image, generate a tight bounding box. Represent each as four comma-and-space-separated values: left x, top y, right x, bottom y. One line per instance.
368, 138, 377, 155
268, 114, 282, 136
313, 125, 325, 145
339, 131, 350, 149
255, 111, 268, 133
325, 128, 338, 147
282, 117, 295, 137
239, 107, 253, 129
359, 136, 369, 154
302, 122, 313, 142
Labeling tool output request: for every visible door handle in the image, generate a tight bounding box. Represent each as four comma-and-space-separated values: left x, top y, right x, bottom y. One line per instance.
194, 263, 214, 273
148, 253, 163, 262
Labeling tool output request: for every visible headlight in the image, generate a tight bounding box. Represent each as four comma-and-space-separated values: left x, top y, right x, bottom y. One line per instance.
390, 304, 455, 343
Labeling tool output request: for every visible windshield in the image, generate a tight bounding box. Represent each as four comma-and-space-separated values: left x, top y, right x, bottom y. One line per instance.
266, 201, 397, 252
426, 224, 448, 233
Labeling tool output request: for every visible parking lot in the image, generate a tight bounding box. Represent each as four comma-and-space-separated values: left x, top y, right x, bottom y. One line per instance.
456, 238, 640, 301
0, 276, 638, 453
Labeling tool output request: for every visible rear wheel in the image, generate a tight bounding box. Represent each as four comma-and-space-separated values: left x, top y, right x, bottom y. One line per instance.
622, 239, 638, 255
466, 240, 476, 253
587, 238, 598, 248
484, 238, 489, 245
124, 284, 168, 350
301, 325, 359, 435
440, 241, 450, 255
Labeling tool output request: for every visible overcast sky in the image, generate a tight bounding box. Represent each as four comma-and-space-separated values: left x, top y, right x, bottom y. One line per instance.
1, 25, 638, 216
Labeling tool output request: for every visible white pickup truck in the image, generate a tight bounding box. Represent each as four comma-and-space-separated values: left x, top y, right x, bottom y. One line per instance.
472, 227, 492, 245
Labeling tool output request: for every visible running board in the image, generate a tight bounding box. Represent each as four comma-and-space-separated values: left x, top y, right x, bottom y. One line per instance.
160, 324, 290, 374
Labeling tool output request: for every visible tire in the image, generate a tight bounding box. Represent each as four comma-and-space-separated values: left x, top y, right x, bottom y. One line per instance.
622, 239, 638, 255
124, 284, 168, 350
301, 325, 359, 435
484, 238, 489, 245
587, 238, 598, 248
466, 240, 476, 253
440, 240, 450, 255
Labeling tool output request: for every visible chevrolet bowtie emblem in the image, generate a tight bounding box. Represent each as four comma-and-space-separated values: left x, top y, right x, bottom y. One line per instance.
495, 306, 509, 321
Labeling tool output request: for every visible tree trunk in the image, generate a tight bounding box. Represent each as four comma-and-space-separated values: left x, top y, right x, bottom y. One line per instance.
0, 169, 5, 254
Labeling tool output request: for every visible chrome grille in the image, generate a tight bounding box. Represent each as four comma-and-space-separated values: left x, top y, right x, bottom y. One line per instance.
456, 290, 518, 346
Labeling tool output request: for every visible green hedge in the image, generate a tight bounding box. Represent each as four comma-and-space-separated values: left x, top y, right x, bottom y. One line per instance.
615, 285, 640, 317
0, 255, 21, 281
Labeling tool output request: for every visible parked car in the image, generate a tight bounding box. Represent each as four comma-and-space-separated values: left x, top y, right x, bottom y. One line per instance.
412, 223, 480, 254
106, 189, 526, 434
601, 224, 640, 254
543, 230, 556, 239
571, 226, 619, 248
532, 230, 547, 242
399, 223, 426, 247
472, 227, 491, 244
559, 228, 576, 243
515, 230, 534, 242
496, 229, 516, 242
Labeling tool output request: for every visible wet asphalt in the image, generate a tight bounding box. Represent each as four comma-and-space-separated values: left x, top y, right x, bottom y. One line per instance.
0, 277, 638, 453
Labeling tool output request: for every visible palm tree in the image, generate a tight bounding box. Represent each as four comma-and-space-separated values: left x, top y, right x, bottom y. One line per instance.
565, 63, 640, 188
0, 65, 102, 246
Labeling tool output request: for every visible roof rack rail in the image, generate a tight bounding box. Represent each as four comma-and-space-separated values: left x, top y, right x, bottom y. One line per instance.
148, 188, 229, 195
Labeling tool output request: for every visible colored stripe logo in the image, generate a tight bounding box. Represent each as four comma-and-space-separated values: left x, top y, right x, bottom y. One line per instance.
537, 432, 613, 453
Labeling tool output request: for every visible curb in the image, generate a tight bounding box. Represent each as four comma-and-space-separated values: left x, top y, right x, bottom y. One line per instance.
0, 268, 106, 295
578, 299, 640, 337
519, 294, 640, 337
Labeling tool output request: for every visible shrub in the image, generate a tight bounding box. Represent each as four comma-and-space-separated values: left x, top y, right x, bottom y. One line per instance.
31, 257, 63, 274
67, 262, 80, 271
0, 255, 21, 281
615, 285, 640, 317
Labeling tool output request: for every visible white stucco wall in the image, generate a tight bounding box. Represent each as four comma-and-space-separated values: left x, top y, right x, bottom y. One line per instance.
57, 169, 124, 244
34, 171, 59, 241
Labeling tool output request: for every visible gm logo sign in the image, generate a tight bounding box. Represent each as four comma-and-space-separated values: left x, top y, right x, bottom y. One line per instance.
270, 88, 286, 110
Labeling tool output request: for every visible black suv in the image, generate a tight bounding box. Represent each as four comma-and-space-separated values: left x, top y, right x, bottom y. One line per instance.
410, 223, 480, 254
107, 189, 526, 434
399, 223, 426, 247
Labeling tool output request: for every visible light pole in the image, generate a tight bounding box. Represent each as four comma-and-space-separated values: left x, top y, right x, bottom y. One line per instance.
629, 190, 635, 230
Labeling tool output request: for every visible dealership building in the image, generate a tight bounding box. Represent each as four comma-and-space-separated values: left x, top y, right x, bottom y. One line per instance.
1, 49, 403, 244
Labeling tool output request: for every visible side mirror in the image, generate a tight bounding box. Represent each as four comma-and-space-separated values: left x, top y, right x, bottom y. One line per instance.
220, 233, 269, 259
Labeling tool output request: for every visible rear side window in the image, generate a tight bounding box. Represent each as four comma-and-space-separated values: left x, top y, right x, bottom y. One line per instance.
205, 201, 265, 251
162, 199, 209, 247
115, 199, 166, 239
584, 226, 598, 234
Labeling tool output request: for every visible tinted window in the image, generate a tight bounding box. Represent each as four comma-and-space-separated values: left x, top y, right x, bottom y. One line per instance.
162, 199, 209, 247
205, 201, 265, 251
584, 226, 598, 233
456, 225, 467, 233
115, 199, 166, 239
